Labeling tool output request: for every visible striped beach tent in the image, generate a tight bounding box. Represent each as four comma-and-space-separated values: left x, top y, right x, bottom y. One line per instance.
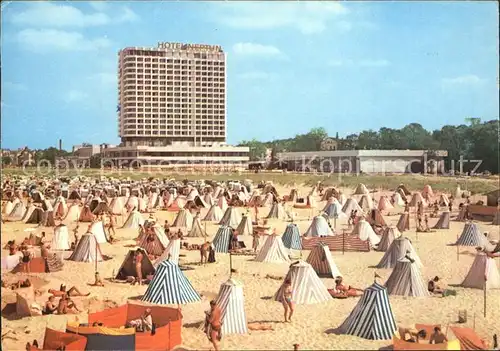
215, 278, 248, 335
217, 195, 229, 211
255, 235, 291, 263
384, 258, 429, 297
219, 206, 242, 228
409, 192, 427, 207
172, 208, 193, 231
306, 242, 341, 278
353, 183, 369, 195
235, 214, 253, 236
213, 226, 233, 253
203, 205, 224, 222
377, 196, 394, 212
68, 232, 104, 262
322, 199, 346, 220
461, 252, 500, 290
154, 238, 181, 266
142, 260, 201, 305
304, 215, 334, 237
455, 222, 490, 247
432, 211, 450, 229
138, 227, 169, 256
265, 202, 287, 220
282, 223, 302, 250
358, 195, 374, 211
338, 282, 397, 340
376, 227, 401, 252
376, 237, 422, 269
274, 261, 332, 305
6, 202, 26, 221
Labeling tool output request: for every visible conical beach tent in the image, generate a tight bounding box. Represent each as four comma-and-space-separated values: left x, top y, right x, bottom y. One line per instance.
282, 223, 302, 250
235, 214, 253, 236
89, 221, 109, 244
461, 253, 500, 290
351, 219, 380, 247
122, 210, 144, 229
215, 278, 248, 335
358, 195, 374, 211
376, 237, 422, 269
265, 202, 287, 220
353, 183, 369, 195
68, 233, 104, 262
187, 215, 206, 237
432, 211, 450, 229
391, 193, 405, 208
409, 193, 427, 207
455, 222, 490, 247
51, 224, 70, 250
378, 196, 394, 212
64, 204, 81, 222
78, 206, 95, 222
203, 205, 224, 222
306, 242, 341, 278
172, 208, 193, 230
213, 225, 233, 253
255, 235, 291, 263
322, 199, 346, 220
396, 213, 410, 232
304, 215, 334, 237
338, 282, 397, 340
154, 238, 181, 266
384, 258, 429, 297
115, 248, 155, 280
367, 209, 386, 227
138, 227, 169, 256
342, 198, 363, 214
219, 206, 242, 228
142, 260, 201, 305
273, 261, 332, 304
6, 202, 26, 221
376, 227, 400, 252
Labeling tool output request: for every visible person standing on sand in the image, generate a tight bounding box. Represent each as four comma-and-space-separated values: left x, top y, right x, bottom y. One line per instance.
134, 249, 144, 286
205, 300, 222, 351
281, 279, 294, 323
252, 232, 260, 252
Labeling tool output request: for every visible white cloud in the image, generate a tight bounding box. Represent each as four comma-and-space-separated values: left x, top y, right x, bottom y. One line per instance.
233, 43, 284, 58
212, 2, 349, 34
16, 29, 111, 53
64, 90, 88, 103
2, 81, 27, 91
10, 2, 138, 28
327, 58, 390, 67
237, 71, 274, 80
441, 75, 485, 86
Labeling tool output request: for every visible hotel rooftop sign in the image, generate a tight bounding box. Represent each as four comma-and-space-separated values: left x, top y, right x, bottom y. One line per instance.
157, 42, 222, 51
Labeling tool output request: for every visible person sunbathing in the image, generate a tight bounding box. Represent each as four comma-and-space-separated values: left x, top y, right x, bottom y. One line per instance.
429, 326, 448, 344
49, 284, 90, 297
427, 276, 457, 296
399, 326, 427, 343
10, 279, 32, 290
42, 296, 58, 315
57, 294, 80, 314
8, 241, 17, 256
333, 277, 363, 297
128, 308, 153, 332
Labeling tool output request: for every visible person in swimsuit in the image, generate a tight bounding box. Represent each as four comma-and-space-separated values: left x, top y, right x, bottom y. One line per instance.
49, 284, 90, 297
334, 277, 363, 297
21, 248, 32, 273
57, 294, 80, 314
108, 214, 116, 240
205, 300, 222, 351
89, 272, 105, 287
134, 249, 144, 286
43, 296, 57, 315
281, 279, 294, 323
429, 326, 448, 344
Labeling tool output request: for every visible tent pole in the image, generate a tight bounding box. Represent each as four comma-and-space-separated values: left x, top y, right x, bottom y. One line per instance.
229, 253, 233, 278
483, 279, 487, 317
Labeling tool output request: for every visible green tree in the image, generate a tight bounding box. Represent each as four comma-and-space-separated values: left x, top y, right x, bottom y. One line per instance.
2, 156, 12, 165
238, 139, 267, 161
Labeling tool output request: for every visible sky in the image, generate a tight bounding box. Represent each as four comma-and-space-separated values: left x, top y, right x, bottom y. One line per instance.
1, 1, 498, 150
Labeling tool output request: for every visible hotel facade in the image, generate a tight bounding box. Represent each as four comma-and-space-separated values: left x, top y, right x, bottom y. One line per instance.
102, 42, 249, 170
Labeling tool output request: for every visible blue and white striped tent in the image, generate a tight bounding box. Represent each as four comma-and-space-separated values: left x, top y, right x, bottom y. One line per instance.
142, 260, 201, 305
322, 200, 345, 219
338, 282, 397, 340
282, 223, 302, 250
213, 225, 233, 253
215, 278, 248, 335
455, 222, 490, 247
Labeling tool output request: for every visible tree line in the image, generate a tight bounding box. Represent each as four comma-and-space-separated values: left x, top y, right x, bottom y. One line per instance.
238, 119, 499, 173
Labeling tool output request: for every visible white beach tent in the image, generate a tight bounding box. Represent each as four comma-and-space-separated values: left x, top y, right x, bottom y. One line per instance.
122, 210, 145, 229
376, 237, 422, 269
273, 260, 332, 305
203, 204, 224, 222
255, 235, 291, 263
89, 221, 109, 244
68, 232, 104, 262
376, 227, 401, 252
351, 219, 380, 247
461, 252, 500, 290
219, 206, 242, 228
304, 215, 334, 237
235, 214, 253, 236
172, 208, 194, 230
51, 224, 71, 250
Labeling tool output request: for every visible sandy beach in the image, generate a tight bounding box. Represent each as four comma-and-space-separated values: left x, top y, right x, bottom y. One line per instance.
2, 184, 499, 350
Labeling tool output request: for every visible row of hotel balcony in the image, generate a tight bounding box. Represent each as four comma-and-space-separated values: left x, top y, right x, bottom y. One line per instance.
121, 56, 225, 64
120, 131, 225, 137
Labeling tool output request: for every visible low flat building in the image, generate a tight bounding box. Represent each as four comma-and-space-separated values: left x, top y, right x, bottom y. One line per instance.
277, 149, 448, 174
101, 142, 249, 170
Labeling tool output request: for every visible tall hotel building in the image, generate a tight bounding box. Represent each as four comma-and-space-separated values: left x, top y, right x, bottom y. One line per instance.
102, 42, 249, 169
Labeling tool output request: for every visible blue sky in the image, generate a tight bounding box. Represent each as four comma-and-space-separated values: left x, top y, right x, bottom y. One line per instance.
1, 1, 498, 150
